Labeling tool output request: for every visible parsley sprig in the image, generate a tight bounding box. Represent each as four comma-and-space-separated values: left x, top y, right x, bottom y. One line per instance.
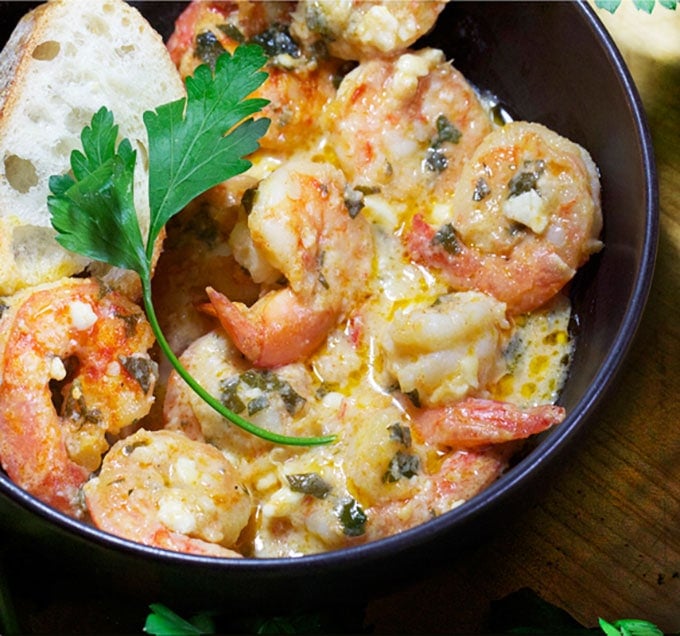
48, 45, 335, 447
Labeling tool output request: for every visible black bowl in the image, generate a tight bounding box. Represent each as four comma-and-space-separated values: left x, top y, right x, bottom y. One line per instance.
0, 1, 657, 612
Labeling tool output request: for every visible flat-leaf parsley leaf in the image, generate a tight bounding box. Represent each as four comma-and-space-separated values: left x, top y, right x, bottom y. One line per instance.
48, 45, 335, 447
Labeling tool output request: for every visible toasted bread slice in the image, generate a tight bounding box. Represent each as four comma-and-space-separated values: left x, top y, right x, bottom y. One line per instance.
0, 0, 185, 297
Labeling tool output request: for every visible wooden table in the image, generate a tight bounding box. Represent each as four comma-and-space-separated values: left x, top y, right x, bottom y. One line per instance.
2, 4, 678, 634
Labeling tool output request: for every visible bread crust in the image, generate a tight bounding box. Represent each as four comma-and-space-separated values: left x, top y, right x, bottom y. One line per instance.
0, 0, 185, 297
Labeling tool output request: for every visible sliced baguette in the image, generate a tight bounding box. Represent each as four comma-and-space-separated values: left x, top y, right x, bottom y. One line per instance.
0, 0, 185, 297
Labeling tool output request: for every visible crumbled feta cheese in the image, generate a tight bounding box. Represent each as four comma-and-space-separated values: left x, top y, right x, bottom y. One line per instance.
173, 456, 199, 486
261, 487, 303, 518
391, 50, 441, 100
106, 360, 121, 377
430, 201, 455, 227
321, 391, 344, 410
49, 356, 67, 381
158, 495, 196, 535
68, 300, 97, 330
503, 189, 549, 234
355, 6, 399, 52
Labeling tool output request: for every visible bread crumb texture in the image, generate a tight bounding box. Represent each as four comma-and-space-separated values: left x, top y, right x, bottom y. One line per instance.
0, 0, 185, 296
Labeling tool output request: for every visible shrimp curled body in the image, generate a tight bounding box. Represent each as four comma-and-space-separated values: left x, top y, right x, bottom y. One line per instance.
167, 0, 343, 153
0, 278, 157, 516
406, 122, 603, 314
84, 428, 251, 557
206, 159, 374, 368
323, 48, 493, 205
291, 0, 448, 61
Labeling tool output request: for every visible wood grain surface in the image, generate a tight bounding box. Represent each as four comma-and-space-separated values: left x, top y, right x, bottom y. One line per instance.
1, 3, 678, 634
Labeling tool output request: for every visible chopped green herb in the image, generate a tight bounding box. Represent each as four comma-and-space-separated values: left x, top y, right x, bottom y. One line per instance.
424, 147, 448, 173
433, 114, 462, 146
250, 24, 300, 58
48, 46, 333, 447
241, 186, 257, 214
119, 355, 158, 394
318, 271, 330, 290
315, 382, 336, 399
387, 422, 412, 447
195, 31, 226, 69
218, 22, 245, 44
219, 376, 246, 414
286, 472, 332, 499
182, 207, 220, 246
247, 394, 270, 415
278, 382, 307, 416
63, 380, 102, 424
507, 160, 545, 198
431, 223, 461, 255
338, 498, 367, 536
383, 450, 420, 483
344, 185, 365, 218
403, 388, 421, 408
354, 184, 381, 196
220, 369, 307, 418
424, 114, 461, 173
303, 5, 334, 39
472, 176, 491, 201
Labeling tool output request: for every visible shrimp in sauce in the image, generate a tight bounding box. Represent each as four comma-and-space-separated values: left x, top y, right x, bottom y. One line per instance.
406, 121, 603, 314
0, 278, 157, 516
204, 159, 374, 368
381, 291, 511, 407
163, 329, 325, 457
322, 48, 493, 207
84, 428, 251, 557
291, 0, 448, 61
167, 0, 344, 154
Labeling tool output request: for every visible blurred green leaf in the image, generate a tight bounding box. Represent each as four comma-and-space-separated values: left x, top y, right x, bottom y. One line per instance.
595, 0, 623, 13
598, 618, 665, 636
633, 0, 656, 12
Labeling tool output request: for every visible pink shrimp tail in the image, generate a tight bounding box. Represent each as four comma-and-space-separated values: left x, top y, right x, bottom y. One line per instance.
406, 213, 482, 284
414, 397, 566, 448
205, 286, 336, 368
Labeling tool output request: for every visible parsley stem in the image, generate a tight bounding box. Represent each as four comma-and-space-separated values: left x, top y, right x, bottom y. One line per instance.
141, 280, 336, 446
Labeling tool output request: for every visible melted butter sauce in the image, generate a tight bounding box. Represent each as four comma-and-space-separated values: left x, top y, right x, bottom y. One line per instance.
156, 62, 577, 559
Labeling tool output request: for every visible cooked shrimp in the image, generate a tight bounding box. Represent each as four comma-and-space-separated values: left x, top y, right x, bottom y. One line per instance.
0, 278, 157, 516
167, 0, 343, 153
84, 428, 251, 557
411, 397, 565, 449
291, 0, 448, 61
406, 121, 603, 314
163, 330, 328, 456
342, 408, 535, 540
322, 48, 493, 206
205, 159, 374, 367
381, 291, 511, 407
365, 446, 511, 541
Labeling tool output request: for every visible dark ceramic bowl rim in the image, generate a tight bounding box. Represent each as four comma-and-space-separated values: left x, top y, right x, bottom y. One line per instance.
0, 1, 658, 577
